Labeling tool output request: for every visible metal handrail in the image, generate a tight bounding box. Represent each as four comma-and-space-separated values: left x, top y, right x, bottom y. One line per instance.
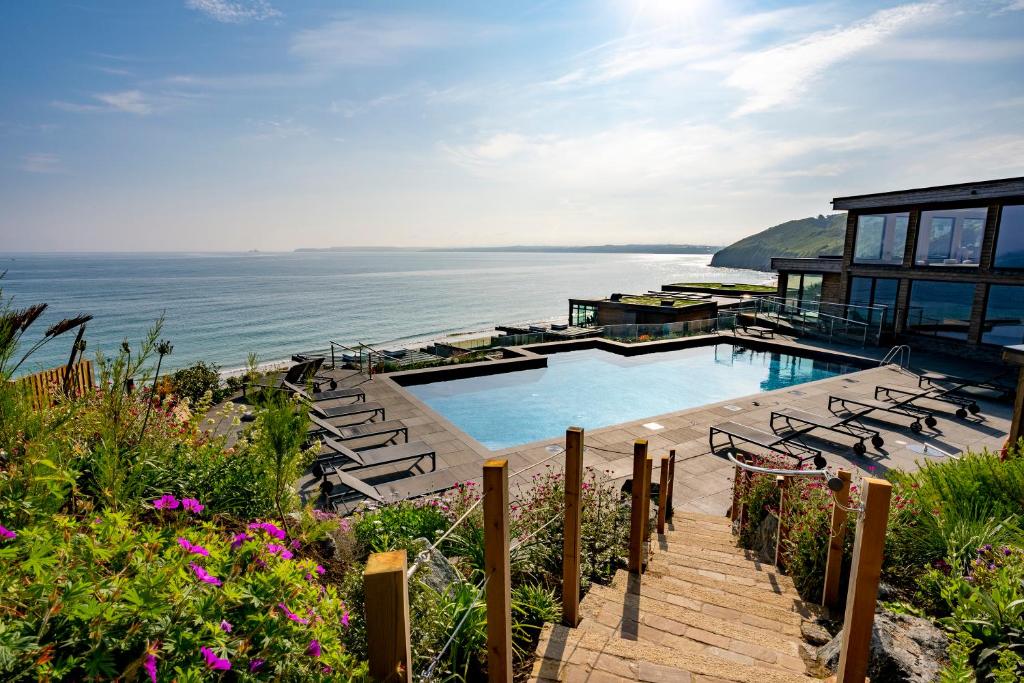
726, 452, 845, 492
879, 344, 911, 369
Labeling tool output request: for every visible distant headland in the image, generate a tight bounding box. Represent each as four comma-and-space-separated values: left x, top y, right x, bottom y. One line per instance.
295, 244, 721, 254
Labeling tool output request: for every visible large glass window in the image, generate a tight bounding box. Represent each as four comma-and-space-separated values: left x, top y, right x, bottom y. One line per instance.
982, 285, 1024, 346
905, 280, 975, 340
847, 277, 898, 326
784, 273, 822, 311
914, 207, 987, 266
853, 213, 909, 264
993, 204, 1024, 268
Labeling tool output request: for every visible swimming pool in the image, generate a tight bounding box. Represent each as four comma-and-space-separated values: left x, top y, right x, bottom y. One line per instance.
406, 344, 856, 450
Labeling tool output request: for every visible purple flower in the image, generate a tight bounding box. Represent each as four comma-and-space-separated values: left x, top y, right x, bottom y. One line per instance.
307, 639, 322, 657
316, 564, 325, 575
248, 522, 286, 540
153, 495, 179, 510
984, 544, 993, 552
0, 525, 16, 541
290, 539, 301, 550
190, 563, 222, 587
1003, 547, 1013, 557
988, 563, 997, 571
342, 610, 350, 628
266, 543, 294, 560
230, 532, 250, 550
177, 538, 210, 557
144, 652, 157, 683
220, 620, 232, 633
278, 602, 309, 625
249, 659, 265, 673
200, 646, 231, 671
182, 498, 205, 514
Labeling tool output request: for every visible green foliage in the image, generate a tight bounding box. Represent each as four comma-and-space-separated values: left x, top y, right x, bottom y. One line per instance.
709, 213, 847, 271
171, 361, 223, 405
352, 501, 449, 555
0, 509, 366, 681
512, 583, 559, 658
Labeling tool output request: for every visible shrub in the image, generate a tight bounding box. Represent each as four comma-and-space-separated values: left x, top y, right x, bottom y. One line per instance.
352, 501, 449, 555
171, 361, 223, 405
0, 504, 366, 681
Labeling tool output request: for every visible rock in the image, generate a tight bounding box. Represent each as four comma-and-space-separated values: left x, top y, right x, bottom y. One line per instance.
802, 620, 834, 646
751, 512, 779, 564
815, 609, 948, 682
408, 538, 461, 595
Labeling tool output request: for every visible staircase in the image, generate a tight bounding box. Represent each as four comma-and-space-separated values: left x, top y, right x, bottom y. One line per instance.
530, 511, 821, 682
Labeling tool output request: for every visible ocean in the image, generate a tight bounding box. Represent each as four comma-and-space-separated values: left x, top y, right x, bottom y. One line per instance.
0, 251, 768, 376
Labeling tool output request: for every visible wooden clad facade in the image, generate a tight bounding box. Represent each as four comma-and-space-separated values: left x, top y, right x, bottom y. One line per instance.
17, 360, 95, 409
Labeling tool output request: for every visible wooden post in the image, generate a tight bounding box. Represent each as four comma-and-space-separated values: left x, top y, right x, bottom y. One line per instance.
643, 456, 653, 541
666, 450, 676, 521
822, 469, 852, 609
1009, 365, 1024, 446
364, 551, 412, 683
628, 440, 649, 573
730, 452, 745, 528
774, 476, 788, 567
739, 467, 751, 532
483, 459, 512, 683
657, 455, 670, 534
836, 477, 893, 683
562, 427, 584, 627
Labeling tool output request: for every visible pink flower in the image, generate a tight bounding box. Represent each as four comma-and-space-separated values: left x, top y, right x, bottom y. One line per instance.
230, 532, 250, 550
0, 525, 16, 541
307, 639, 322, 657
266, 543, 294, 560
153, 495, 179, 510
342, 610, 350, 628
143, 652, 157, 683
190, 563, 222, 586
177, 538, 210, 556
278, 602, 309, 625
315, 564, 325, 575
200, 646, 231, 671
220, 620, 232, 633
248, 522, 286, 540
249, 659, 265, 672
182, 498, 205, 514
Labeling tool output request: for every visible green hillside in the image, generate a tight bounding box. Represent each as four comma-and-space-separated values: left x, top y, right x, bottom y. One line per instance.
710, 213, 847, 271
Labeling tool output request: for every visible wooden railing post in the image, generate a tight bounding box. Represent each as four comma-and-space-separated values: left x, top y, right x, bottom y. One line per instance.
364, 551, 412, 683
666, 449, 676, 521
774, 476, 789, 567
628, 440, 649, 573
730, 452, 745, 530
822, 469, 852, 609
657, 455, 670, 534
483, 459, 512, 683
837, 477, 892, 683
562, 427, 584, 627
643, 456, 653, 541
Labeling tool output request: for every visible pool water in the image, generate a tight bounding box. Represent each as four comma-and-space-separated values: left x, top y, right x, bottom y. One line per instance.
407, 345, 856, 450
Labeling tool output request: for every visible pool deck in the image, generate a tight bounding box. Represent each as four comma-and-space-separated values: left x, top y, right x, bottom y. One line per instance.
295, 332, 1012, 514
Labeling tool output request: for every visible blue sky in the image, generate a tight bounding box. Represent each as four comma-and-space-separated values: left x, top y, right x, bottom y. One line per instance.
2, 0, 1023, 251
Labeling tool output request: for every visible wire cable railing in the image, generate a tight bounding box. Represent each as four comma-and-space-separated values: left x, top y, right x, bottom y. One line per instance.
419, 574, 490, 682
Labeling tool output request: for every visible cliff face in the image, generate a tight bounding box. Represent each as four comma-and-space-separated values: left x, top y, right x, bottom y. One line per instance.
710, 213, 847, 271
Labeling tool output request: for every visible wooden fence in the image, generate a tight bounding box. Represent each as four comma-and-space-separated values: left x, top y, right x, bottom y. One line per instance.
16, 360, 95, 409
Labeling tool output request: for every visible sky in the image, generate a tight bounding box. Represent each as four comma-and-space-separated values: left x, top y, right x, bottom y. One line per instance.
1, 0, 1024, 251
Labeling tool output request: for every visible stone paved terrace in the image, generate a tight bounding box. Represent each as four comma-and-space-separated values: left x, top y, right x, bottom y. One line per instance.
295, 332, 1012, 513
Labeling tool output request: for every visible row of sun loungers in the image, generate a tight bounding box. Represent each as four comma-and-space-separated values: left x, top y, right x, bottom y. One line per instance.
711, 371, 988, 465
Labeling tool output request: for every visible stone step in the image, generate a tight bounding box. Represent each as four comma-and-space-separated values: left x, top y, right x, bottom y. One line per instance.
643, 562, 813, 615
647, 545, 800, 590
581, 582, 803, 655
659, 531, 760, 558
530, 623, 813, 683
610, 570, 811, 629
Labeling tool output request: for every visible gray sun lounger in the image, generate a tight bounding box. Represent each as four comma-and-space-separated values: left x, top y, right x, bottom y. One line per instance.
311, 436, 436, 478
828, 392, 937, 433
770, 407, 883, 456
308, 401, 385, 423
282, 379, 365, 404
308, 413, 405, 445
874, 384, 979, 419
918, 371, 1012, 398
709, 421, 824, 467
321, 467, 460, 512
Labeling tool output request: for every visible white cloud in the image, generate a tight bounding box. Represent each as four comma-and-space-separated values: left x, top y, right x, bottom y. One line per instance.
21, 153, 62, 174
725, 2, 945, 116
94, 90, 152, 115
289, 15, 468, 68
185, 0, 280, 24
872, 37, 1024, 62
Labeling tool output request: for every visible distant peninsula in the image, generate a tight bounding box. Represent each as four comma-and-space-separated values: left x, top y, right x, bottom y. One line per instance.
296, 244, 721, 254
709, 214, 847, 272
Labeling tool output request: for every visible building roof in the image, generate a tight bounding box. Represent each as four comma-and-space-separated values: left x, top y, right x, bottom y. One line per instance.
832, 176, 1024, 211
770, 256, 844, 274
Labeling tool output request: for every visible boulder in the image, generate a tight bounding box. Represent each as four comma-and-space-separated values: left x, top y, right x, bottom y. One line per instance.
816, 609, 948, 682
408, 538, 461, 595
802, 620, 834, 646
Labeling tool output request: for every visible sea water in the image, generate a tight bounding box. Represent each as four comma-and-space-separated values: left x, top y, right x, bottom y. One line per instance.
0, 251, 767, 375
